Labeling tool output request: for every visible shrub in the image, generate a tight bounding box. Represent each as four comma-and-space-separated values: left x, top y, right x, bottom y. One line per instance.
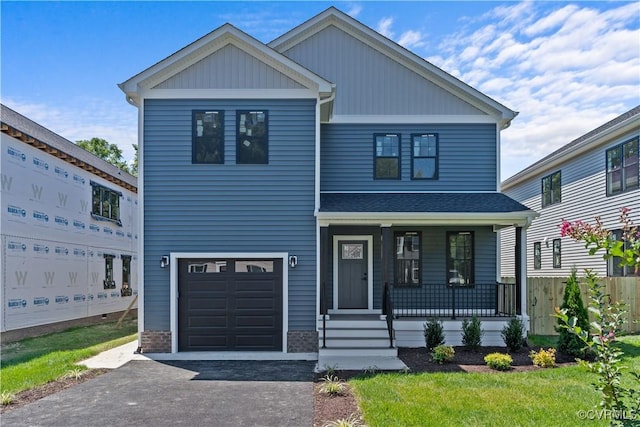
1, 391, 16, 406
320, 375, 344, 396
461, 316, 483, 351
529, 348, 556, 368
501, 317, 525, 352
323, 413, 364, 427
431, 345, 455, 364
556, 268, 589, 358
484, 352, 513, 371
423, 318, 445, 350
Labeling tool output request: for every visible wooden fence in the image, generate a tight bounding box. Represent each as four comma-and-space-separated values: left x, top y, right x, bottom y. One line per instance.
503, 277, 640, 335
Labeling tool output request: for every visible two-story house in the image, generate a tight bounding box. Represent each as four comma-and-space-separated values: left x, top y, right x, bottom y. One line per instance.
501, 106, 640, 279
120, 7, 537, 364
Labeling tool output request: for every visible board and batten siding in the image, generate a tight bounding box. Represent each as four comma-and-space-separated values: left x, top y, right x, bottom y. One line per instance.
143, 98, 317, 331
500, 130, 640, 278
153, 44, 306, 90
321, 123, 497, 191
280, 25, 485, 117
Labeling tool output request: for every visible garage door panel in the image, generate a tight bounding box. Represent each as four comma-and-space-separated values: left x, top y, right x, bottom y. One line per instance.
178, 258, 282, 352
188, 315, 228, 328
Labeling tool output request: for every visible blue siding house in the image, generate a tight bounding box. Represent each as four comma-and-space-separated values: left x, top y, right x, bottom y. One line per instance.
120, 7, 537, 362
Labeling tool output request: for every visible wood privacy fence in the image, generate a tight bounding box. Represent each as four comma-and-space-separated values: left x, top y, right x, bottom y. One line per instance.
503, 277, 640, 335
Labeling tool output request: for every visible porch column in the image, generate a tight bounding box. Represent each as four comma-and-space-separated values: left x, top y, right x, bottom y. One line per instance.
381, 226, 392, 286
320, 226, 329, 314
514, 226, 528, 319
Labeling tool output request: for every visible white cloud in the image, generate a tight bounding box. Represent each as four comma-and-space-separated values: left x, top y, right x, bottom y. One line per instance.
425, 1, 640, 179
377, 16, 394, 38
347, 3, 362, 18
398, 30, 425, 49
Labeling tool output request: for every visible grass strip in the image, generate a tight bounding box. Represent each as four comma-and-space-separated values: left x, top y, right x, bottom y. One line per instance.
1, 320, 137, 394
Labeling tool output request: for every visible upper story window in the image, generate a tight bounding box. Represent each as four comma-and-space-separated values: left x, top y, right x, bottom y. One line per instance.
374, 133, 400, 179
533, 242, 541, 270
395, 232, 421, 286
411, 133, 438, 179
541, 171, 561, 207
237, 111, 268, 164
193, 111, 224, 164
91, 181, 121, 226
447, 231, 474, 286
606, 137, 639, 196
553, 239, 561, 269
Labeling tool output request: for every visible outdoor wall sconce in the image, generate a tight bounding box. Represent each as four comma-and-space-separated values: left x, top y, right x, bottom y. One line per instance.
289, 255, 298, 268
160, 256, 169, 268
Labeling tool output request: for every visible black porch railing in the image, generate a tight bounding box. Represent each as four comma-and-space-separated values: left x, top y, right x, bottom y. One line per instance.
381, 282, 394, 347
391, 282, 517, 319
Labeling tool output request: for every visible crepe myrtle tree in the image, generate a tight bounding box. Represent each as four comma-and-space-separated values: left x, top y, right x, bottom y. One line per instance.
555, 208, 639, 424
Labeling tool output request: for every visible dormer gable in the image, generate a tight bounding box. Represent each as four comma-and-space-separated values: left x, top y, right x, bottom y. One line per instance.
119, 23, 334, 106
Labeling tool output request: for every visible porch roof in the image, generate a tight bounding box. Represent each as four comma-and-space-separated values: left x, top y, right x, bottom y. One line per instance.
317, 192, 538, 227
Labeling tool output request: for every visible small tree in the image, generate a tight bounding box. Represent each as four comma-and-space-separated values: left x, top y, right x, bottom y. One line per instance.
461, 315, 483, 351
556, 268, 589, 358
77, 137, 131, 174
423, 318, 445, 351
501, 317, 525, 352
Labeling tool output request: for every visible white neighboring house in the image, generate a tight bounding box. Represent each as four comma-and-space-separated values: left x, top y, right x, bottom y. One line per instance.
501, 105, 640, 278
1, 104, 138, 338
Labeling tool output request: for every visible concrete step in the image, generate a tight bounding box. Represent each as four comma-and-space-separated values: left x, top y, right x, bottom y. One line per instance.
318, 319, 389, 329
319, 328, 390, 339
319, 337, 392, 348
318, 347, 398, 357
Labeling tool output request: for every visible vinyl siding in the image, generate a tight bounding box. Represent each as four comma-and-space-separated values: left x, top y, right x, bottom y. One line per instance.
143, 98, 317, 331
500, 130, 640, 277
153, 44, 305, 90
321, 123, 497, 191
281, 25, 485, 116
327, 225, 496, 309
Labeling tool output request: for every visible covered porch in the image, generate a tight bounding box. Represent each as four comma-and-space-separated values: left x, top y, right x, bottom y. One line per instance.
316, 193, 538, 358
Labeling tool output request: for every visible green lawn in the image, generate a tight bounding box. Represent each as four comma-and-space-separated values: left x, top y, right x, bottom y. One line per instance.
351, 335, 640, 427
1, 320, 137, 395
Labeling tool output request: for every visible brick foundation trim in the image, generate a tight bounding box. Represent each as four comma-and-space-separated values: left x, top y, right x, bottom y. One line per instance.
140, 330, 172, 353
287, 330, 318, 353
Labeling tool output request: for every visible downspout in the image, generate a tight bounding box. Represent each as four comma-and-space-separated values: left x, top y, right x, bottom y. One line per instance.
315, 86, 335, 342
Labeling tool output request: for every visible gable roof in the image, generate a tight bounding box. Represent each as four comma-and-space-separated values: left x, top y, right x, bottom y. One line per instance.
119, 23, 334, 106
1, 104, 137, 191
502, 105, 640, 190
269, 7, 518, 129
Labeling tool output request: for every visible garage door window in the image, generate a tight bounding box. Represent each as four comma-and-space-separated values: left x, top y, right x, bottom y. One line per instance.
235, 260, 274, 273
187, 260, 227, 273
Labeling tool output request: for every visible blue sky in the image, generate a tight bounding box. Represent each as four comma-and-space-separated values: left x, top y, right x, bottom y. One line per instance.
2, 1, 639, 179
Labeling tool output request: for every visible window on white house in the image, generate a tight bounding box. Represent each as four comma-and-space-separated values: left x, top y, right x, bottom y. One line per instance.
533, 242, 541, 270
553, 239, 561, 269
607, 137, 639, 196
91, 181, 121, 225
541, 171, 561, 207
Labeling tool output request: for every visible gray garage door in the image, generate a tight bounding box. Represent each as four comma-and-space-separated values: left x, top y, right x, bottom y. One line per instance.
178, 258, 283, 351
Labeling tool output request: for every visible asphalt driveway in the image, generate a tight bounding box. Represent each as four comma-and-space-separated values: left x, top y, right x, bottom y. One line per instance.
1, 360, 316, 427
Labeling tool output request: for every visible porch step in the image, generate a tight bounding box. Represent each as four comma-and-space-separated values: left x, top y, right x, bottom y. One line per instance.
319, 327, 390, 339
320, 337, 392, 348
318, 347, 398, 357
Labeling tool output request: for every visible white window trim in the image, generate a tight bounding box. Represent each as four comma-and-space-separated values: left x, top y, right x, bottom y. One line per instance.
169, 252, 289, 354
331, 235, 374, 313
